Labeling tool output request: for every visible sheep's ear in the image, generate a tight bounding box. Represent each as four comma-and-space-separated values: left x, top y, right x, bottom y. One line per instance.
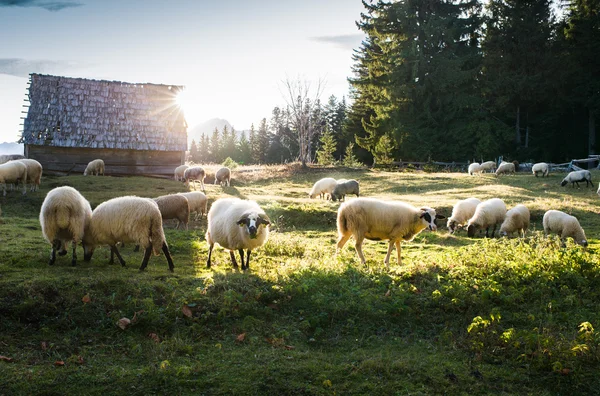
236, 215, 249, 226
435, 214, 446, 220
419, 208, 428, 218
258, 213, 271, 226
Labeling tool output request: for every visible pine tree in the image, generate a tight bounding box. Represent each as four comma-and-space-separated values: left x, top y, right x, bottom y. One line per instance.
221, 125, 237, 161
316, 126, 337, 165
373, 134, 395, 166
342, 142, 363, 168
248, 124, 259, 164
256, 118, 270, 163
209, 127, 221, 163
237, 132, 252, 165
189, 139, 200, 163
198, 134, 210, 163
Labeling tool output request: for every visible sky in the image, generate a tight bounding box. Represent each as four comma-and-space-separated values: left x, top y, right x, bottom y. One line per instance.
0, 0, 366, 143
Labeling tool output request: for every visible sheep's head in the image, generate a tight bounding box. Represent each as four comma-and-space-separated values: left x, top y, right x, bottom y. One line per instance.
560, 179, 568, 187
237, 212, 271, 239
467, 224, 477, 237
419, 208, 445, 231
447, 219, 458, 234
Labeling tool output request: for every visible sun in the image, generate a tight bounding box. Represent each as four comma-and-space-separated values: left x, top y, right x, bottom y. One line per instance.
175, 87, 203, 128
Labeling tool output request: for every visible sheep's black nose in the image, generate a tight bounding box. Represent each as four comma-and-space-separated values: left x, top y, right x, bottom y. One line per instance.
248, 226, 257, 234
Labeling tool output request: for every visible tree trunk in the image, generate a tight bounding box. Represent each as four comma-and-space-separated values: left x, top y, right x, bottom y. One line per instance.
515, 106, 521, 147
525, 112, 529, 148
589, 109, 596, 156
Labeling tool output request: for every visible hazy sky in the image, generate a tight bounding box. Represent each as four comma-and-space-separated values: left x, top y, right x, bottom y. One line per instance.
0, 0, 365, 143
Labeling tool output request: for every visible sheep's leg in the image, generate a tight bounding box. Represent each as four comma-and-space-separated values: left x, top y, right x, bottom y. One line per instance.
238, 249, 245, 270
139, 246, 152, 271
109, 245, 126, 267
109, 249, 115, 265
336, 233, 351, 254
134, 245, 140, 252
229, 251, 239, 269
207, 243, 214, 268
49, 239, 61, 265
485, 227, 490, 238
246, 250, 251, 270
384, 241, 395, 270
162, 242, 175, 272
395, 240, 402, 267
71, 239, 77, 266
354, 237, 366, 265
491, 224, 497, 238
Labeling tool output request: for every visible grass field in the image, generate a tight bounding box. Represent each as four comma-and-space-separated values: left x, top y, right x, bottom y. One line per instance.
1, 164, 600, 395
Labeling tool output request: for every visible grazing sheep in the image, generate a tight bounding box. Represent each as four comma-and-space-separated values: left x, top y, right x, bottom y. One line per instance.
178, 191, 208, 220
543, 210, 588, 247
447, 197, 481, 234
0, 154, 25, 164
331, 179, 360, 202
214, 167, 231, 186
561, 170, 593, 188
174, 165, 189, 181
480, 161, 497, 173
84, 159, 105, 176
532, 162, 549, 177
336, 198, 444, 269
154, 194, 190, 230
184, 166, 206, 191
468, 163, 483, 176
499, 204, 530, 237
40, 186, 92, 266
206, 198, 270, 270
495, 162, 515, 176
0, 161, 28, 196
82, 196, 174, 272
467, 198, 507, 238
309, 177, 337, 199
15, 158, 42, 191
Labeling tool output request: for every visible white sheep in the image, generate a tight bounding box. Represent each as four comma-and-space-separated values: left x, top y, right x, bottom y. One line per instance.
178, 191, 208, 220
495, 162, 515, 176
309, 177, 337, 199
14, 158, 43, 191
499, 204, 530, 237
205, 198, 270, 270
0, 154, 25, 164
82, 196, 175, 272
184, 166, 206, 191
543, 210, 588, 247
0, 161, 28, 196
468, 163, 483, 176
331, 179, 360, 202
532, 162, 549, 177
39, 186, 92, 266
174, 165, 189, 181
214, 167, 231, 186
154, 194, 190, 230
84, 159, 105, 176
561, 170, 593, 188
466, 198, 507, 238
336, 198, 444, 269
446, 197, 481, 234
480, 161, 497, 173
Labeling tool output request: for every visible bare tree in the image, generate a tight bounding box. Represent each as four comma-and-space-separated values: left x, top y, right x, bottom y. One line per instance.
281, 76, 325, 167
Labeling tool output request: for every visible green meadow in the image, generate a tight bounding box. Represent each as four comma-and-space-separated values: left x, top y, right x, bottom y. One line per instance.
1, 165, 599, 395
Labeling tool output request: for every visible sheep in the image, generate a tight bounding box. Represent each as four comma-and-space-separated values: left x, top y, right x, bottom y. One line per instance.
331, 179, 360, 202
466, 198, 507, 238
39, 186, 92, 267
214, 167, 231, 186
561, 170, 593, 188
0, 161, 28, 196
468, 163, 483, 176
174, 165, 189, 181
495, 162, 515, 176
543, 210, 588, 247
82, 196, 174, 272
178, 191, 208, 220
480, 161, 497, 173
499, 204, 530, 238
184, 166, 206, 191
14, 158, 43, 191
336, 198, 445, 269
446, 197, 481, 234
154, 194, 190, 230
205, 198, 270, 270
0, 154, 25, 164
309, 177, 337, 199
532, 162, 549, 177
84, 159, 105, 176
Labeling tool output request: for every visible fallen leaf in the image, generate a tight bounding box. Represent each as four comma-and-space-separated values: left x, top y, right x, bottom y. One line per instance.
41, 341, 47, 351
182, 305, 193, 318
385, 290, 391, 297
148, 333, 160, 343
82, 294, 91, 304
236, 333, 246, 342
116, 317, 131, 330
132, 310, 144, 323
54, 361, 65, 367
284, 345, 295, 350
560, 368, 571, 376
77, 355, 84, 365
0, 355, 14, 363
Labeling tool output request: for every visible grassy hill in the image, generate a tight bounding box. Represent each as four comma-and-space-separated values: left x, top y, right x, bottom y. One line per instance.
0, 165, 599, 395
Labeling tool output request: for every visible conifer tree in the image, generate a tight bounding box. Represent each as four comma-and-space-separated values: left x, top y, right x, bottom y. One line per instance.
237, 132, 252, 165
198, 134, 210, 163
342, 142, 363, 168
189, 139, 200, 163
209, 127, 221, 163
316, 126, 337, 165
256, 118, 270, 163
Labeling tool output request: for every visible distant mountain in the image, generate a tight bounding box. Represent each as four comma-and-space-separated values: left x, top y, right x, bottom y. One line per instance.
0, 142, 23, 156
188, 118, 233, 143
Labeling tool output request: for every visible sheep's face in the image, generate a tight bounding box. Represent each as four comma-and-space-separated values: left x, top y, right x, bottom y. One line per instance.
419, 208, 445, 231
237, 212, 271, 239
447, 219, 458, 234
560, 179, 568, 187
467, 224, 477, 237
83, 243, 95, 261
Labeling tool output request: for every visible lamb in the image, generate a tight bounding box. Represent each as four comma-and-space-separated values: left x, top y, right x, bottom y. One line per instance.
39, 186, 92, 266
154, 194, 190, 230
543, 210, 588, 247
84, 159, 105, 176
446, 197, 481, 234
184, 166, 206, 191
495, 162, 515, 176
499, 204, 530, 238
174, 165, 189, 181
331, 179, 360, 202
468, 163, 483, 176
206, 198, 270, 270
214, 167, 231, 186
532, 162, 549, 177
309, 177, 337, 199
336, 198, 445, 269
178, 191, 208, 220
561, 170, 593, 188
0, 161, 28, 196
480, 161, 497, 173
82, 196, 174, 272
466, 198, 507, 238
14, 158, 43, 191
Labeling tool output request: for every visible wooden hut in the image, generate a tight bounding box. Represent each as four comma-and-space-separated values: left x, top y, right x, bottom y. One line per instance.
20, 73, 187, 176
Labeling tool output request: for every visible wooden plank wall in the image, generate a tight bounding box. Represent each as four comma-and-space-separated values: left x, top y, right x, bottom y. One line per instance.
27, 145, 184, 176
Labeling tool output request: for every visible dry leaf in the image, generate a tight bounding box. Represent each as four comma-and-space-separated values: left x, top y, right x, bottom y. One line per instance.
284, 345, 295, 350
77, 355, 84, 365
148, 333, 160, 343
116, 317, 131, 330
182, 305, 193, 318
132, 310, 144, 324
560, 368, 571, 376
0, 355, 14, 363
236, 333, 246, 342
385, 290, 391, 297
41, 341, 47, 351
82, 294, 91, 304
54, 361, 65, 366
